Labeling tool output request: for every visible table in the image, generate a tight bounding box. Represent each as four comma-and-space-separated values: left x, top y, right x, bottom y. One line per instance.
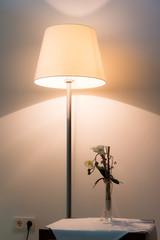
39, 218, 157, 240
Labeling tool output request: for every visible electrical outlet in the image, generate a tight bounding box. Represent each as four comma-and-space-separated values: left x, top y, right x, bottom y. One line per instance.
14, 216, 37, 231
14, 218, 24, 229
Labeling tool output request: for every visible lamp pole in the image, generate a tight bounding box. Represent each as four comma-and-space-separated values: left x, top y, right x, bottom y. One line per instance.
66, 81, 72, 218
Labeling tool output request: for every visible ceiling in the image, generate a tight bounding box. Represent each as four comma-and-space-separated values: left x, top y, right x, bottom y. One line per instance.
0, 0, 160, 116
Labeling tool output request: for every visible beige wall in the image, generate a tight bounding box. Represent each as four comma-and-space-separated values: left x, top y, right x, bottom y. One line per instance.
0, 0, 160, 239
1, 95, 160, 239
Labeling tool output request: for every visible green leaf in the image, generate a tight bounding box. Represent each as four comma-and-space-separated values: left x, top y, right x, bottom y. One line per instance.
93, 177, 104, 188
110, 177, 120, 184
95, 165, 106, 178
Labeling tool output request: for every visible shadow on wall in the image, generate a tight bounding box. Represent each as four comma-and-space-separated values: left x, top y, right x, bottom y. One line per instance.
0, 86, 160, 117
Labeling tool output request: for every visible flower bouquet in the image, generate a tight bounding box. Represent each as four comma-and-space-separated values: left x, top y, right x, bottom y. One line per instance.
85, 145, 120, 221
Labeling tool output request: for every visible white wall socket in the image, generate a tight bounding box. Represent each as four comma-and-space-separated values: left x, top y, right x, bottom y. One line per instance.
14, 216, 37, 231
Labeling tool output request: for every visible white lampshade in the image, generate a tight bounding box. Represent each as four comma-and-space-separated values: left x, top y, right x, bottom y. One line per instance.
34, 24, 106, 89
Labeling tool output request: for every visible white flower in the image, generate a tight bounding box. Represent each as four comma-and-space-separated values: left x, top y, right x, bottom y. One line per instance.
91, 145, 105, 154
84, 160, 93, 169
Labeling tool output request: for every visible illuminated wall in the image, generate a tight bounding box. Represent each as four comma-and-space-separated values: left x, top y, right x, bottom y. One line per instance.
1, 96, 160, 239
0, 0, 160, 239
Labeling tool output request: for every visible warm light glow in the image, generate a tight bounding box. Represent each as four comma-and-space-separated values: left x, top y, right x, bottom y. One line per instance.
34, 24, 106, 89
45, 0, 110, 17
34, 76, 105, 89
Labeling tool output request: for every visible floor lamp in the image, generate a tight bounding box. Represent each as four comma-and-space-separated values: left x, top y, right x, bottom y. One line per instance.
34, 24, 106, 218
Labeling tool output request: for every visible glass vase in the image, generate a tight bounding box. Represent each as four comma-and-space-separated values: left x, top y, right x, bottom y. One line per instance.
101, 181, 112, 221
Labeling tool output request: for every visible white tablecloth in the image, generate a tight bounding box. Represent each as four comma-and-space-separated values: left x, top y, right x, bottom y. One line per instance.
47, 218, 157, 240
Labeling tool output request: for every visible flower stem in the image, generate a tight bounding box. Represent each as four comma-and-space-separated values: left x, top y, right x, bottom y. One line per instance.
107, 146, 110, 177
101, 154, 107, 178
